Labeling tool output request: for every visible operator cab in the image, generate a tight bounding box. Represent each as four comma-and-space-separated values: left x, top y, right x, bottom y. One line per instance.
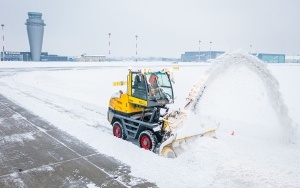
130, 70, 174, 107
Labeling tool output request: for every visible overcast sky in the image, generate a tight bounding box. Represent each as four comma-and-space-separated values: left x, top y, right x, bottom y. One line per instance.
1, 0, 299, 58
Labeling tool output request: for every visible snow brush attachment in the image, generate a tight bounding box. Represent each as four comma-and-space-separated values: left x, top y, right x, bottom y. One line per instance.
159, 109, 218, 158
159, 133, 177, 158
161, 146, 177, 158
158, 129, 217, 158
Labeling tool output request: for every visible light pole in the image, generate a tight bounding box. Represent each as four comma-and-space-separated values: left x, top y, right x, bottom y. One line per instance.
198, 40, 201, 62
1, 24, 4, 62
108, 33, 111, 62
293, 53, 295, 63
135, 35, 138, 62
209, 41, 212, 60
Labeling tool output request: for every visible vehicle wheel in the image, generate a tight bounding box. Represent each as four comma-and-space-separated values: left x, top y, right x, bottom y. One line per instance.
138, 130, 157, 151
113, 121, 127, 140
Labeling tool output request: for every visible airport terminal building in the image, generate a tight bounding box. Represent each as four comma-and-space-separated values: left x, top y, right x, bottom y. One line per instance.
181, 51, 225, 62
2, 51, 71, 61
181, 51, 285, 63
256, 53, 285, 63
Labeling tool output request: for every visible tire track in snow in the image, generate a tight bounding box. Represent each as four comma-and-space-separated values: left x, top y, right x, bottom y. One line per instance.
0, 81, 111, 134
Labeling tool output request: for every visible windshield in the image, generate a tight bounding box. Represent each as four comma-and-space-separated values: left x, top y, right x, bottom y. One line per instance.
145, 72, 174, 103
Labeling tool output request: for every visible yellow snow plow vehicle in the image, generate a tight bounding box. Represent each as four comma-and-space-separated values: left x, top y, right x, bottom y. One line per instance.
107, 68, 216, 158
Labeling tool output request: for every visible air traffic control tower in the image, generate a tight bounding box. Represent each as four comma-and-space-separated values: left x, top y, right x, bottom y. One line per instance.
25, 12, 46, 61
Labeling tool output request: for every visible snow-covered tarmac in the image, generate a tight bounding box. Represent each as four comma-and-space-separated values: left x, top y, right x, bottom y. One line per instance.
0, 94, 156, 187
0, 52, 299, 187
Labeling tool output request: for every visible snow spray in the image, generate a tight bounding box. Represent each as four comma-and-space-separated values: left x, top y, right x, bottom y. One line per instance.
190, 51, 297, 143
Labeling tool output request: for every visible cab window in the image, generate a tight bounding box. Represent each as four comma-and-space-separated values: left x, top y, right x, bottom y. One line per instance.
132, 73, 147, 100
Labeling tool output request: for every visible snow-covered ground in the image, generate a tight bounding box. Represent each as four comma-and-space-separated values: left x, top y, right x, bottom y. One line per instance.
0, 52, 299, 187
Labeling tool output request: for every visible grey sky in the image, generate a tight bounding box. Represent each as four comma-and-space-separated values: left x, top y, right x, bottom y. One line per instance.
1, 0, 299, 58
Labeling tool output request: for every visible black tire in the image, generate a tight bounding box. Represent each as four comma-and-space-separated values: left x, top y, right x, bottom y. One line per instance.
113, 121, 127, 140
138, 130, 158, 152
